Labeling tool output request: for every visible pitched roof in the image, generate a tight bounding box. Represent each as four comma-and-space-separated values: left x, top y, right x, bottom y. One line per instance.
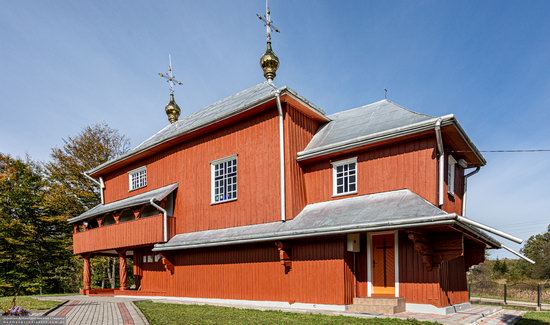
68, 183, 178, 224
88, 82, 326, 175
153, 189, 501, 252
299, 99, 437, 159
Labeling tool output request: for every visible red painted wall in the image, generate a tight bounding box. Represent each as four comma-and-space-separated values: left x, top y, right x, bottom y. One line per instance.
303, 137, 439, 206
102, 108, 281, 233
138, 237, 349, 305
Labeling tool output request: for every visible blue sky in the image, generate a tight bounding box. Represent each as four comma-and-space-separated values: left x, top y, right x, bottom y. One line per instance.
1, 1, 549, 258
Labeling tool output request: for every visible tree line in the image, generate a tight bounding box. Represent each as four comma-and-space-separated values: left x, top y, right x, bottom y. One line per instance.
0, 124, 129, 296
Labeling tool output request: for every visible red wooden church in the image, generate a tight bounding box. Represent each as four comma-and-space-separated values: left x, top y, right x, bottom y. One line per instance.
68, 4, 529, 315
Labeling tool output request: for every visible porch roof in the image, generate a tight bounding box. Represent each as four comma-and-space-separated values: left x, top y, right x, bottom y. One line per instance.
153, 189, 501, 252
68, 183, 178, 224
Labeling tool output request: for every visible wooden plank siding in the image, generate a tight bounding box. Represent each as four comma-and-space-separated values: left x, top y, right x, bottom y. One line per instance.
398, 231, 468, 307
102, 108, 282, 233
137, 237, 349, 305
303, 137, 439, 206
283, 104, 322, 219
74, 214, 166, 254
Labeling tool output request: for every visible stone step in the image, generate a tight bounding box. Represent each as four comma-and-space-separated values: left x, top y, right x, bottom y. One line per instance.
346, 304, 404, 315
353, 297, 405, 306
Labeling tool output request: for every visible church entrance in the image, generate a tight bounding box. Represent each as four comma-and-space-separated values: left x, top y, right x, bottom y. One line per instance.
371, 233, 396, 296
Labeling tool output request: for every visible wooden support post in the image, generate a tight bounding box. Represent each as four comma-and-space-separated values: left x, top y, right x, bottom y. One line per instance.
82, 254, 91, 291
73, 224, 78, 234
117, 250, 127, 290
537, 284, 542, 311
133, 251, 141, 289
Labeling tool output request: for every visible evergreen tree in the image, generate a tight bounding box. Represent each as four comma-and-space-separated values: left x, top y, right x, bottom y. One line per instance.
521, 225, 550, 281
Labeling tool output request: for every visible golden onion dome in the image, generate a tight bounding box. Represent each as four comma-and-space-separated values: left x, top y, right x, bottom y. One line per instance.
165, 94, 181, 124
260, 42, 279, 81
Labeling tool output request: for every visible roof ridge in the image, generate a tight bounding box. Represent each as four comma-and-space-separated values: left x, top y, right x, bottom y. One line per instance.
328, 99, 434, 119
173, 82, 270, 126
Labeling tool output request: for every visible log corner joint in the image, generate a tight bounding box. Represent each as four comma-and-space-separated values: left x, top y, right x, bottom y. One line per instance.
275, 241, 292, 273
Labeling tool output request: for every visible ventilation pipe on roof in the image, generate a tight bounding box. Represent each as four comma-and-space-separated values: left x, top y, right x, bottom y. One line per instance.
434, 118, 444, 206
82, 172, 105, 205
150, 198, 168, 242
462, 167, 481, 216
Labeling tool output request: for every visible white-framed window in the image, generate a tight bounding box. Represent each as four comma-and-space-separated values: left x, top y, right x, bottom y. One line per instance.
332, 157, 358, 196
128, 166, 147, 191
211, 155, 237, 204
448, 155, 457, 195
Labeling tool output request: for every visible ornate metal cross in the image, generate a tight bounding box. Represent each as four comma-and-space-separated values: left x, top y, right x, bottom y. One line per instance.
159, 54, 183, 95
257, 0, 280, 43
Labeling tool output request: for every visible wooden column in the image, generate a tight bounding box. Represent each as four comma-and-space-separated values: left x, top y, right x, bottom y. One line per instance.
82, 254, 91, 291
117, 250, 127, 290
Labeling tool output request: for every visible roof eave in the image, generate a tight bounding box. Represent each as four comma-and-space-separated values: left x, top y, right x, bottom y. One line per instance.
297, 115, 455, 161
152, 213, 458, 252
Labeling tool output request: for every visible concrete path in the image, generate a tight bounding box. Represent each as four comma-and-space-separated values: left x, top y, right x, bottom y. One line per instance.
45, 299, 148, 325
39, 295, 525, 325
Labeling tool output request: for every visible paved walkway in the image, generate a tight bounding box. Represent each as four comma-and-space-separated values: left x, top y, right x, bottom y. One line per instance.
393, 306, 524, 325
39, 295, 525, 325
45, 298, 148, 325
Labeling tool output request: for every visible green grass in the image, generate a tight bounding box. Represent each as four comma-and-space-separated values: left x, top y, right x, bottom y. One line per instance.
135, 301, 437, 325
517, 311, 550, 325
0, 296, 60, 311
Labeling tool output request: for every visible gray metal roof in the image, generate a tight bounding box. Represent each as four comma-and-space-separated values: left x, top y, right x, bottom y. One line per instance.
154, 189, 500, 251
68, 183, 178, 224
300, 99, 436, 158
88, 82, 326, 175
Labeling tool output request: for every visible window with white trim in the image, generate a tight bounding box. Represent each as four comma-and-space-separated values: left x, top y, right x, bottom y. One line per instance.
129, 166, 147, 191
448, 155, 457, 195
211, 156, 237, 203
332, 157, 357, 196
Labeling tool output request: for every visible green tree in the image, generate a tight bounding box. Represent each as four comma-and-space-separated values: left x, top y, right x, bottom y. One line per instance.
44, 123, 130, 290
521, 225, 550, 281
0, 155, 53, 295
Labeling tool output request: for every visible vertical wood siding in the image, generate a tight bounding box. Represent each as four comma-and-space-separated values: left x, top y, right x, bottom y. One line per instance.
442, 163, 465, 215
283, 104, 321, 219
102, 109, 281, 233
73, 214, 164, 254
303, 137, 439, 205
398, 232, 468, 307
137, 237, 348, 305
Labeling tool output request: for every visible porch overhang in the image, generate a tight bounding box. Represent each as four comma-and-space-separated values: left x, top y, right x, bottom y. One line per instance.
68, 183, 178, 224
153, 189, 503, 252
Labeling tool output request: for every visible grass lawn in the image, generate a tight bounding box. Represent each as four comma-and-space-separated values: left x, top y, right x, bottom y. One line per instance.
517, 311, 550, 324
0, 296, 59, 311
135, 301, 437, 325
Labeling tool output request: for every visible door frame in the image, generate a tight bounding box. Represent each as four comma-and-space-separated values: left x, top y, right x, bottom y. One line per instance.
367, 230, 399, 297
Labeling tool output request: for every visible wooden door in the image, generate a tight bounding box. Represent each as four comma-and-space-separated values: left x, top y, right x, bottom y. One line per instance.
372, 233, 395, 296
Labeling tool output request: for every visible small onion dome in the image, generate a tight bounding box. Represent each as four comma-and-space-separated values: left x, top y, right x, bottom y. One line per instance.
260, 42, 279, 81
165, 93, 181, 124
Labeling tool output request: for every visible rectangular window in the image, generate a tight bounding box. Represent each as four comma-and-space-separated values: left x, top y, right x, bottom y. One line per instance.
332, 157, 358, 196
129, 166, 147, 191
211, 156, 237, 204
448, 155, 457, 195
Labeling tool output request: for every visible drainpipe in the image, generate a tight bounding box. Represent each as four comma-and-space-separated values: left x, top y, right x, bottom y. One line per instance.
434, 118, 444, 207
82, 172, 105, 205
462, 167, 480, 216
150, 198, 168, 242
456, 216, 523, 244
267, 81, 286, 222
